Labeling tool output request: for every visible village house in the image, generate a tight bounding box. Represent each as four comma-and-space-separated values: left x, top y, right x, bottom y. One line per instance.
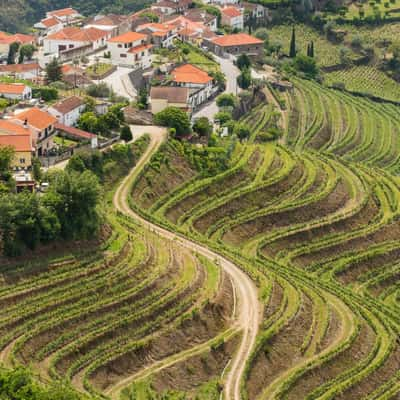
150, 86, 190, 114
171, 63, 217, 107
107, 31, 152, 69
0, 64, 41, 81
43, 27, 111, 56
55, 123, 98, 149
210, 0, 239, 6
242, 2, 269, 23
0, 33, 36, 58
0, 83, 32, 100
46, 8, 82, 25
183, 9, 218, 31
204, 32, 263, 56
136, 22, 177, 48
130, 9, 166, 28
220, 6, 244, 30
34, 17, 64, 43
48, 96, 86, 126
0, 134, 32, 169
84, 14, 131, 38
151, 0, 193, 16
13, 107, 57, 156
165, 15, 214, 45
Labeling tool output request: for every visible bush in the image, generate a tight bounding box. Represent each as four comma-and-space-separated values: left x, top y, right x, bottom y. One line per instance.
216, 93, 238, 108
86, 82, 112, 98
293, 55, 318, 78
214, 111, 232, 125
32, 86, 58, 101
120, 125, 133, 142
193, 116, 213, 137
154, 107, 191, 137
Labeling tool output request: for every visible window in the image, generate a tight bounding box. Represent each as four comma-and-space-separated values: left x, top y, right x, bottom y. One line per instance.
141, 52, 144, 56
118, 44, 122, 48
120, 53, 127, 58
20, 158, 25, 164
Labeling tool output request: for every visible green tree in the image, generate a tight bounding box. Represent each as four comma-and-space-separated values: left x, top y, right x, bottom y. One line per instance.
77, 112, 99, 133
154, 107, 191, 137
46, 58, 62, 83
7, 42, 19, 65
237, 54, 251, 70
18, 44, 35, 63
32, 157, 42, 181
289, 25, 296, 58
120, 125, 133, 142
137, 88, 148, 109
214, 111, 232, 125
254, 27, 269, 41
293, 55, 318, 77
237, 67, 252, 89
234, 123, 251, 141
193, 117, 213, 138
216, 93, 237, 108
66, 155, 86, 173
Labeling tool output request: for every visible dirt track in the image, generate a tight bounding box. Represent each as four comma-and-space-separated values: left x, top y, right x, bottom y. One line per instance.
113, 128, 261, 400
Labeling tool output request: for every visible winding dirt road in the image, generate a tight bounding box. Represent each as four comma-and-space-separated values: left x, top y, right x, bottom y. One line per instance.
113, 128, 261, 400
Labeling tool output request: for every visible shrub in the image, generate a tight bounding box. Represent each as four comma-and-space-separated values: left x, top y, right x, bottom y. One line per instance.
120, 125, 133, 142
154, 107, 191, 137
216, 93, 238, 108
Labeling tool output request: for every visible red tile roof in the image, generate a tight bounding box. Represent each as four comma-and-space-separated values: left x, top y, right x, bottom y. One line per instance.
172, 64, 212, 84
55, 123, 96, 139
128, 44, 153, 53
211, 33, 263, 47
0, 33, 35, 45
0, 83, 28, 94
108, 31, 147, 43
15, 108, 57, 130
47, 27, 108, 42
50, 96, 84, 114
0, 63, 40, 73
0, 120, 30, 135
48, 8, 79, 17
40, 17, 60, 28
0, 134, 31, 152
221, 6, 242, 18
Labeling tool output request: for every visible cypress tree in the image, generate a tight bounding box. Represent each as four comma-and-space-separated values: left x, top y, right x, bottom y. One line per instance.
289, 26, 296, 58
307, 43, 311, 57
310, 41, 315, 58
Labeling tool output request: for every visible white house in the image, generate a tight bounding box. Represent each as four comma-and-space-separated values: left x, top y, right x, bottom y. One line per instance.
0, 83, 32, 100
46, 8, 82, 24
171, 63, 217, 108
84, 14, 131, 38
43, 27, 110, 56
221, 6, 244, 30
0, 63, 40, 81
34, 17, 64, 40
107, 31, 152, 69
136, 23, 177, 48
48, 96, 86, 126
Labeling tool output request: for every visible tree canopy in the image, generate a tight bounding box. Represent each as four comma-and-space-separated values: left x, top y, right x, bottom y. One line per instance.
154, 107, 191, 137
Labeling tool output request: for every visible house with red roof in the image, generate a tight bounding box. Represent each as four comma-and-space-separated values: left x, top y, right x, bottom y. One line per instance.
84, 14, 131, 38
204, 33, 263, 56
48, 96, 86, 126
43, 27, 111, 56
107, 31, 152, 69
171, 63, 218, 108
0, 64, 41, 81
13, 107, 57, 156
0, 33, 35, 58
220, 6, 244, 30
46, 8, 82, 24
0, 83, 32, 100
136, 22, 177, 48
151, 0, 193, 16
34, 16, 64, 40
0, 134, 33, 169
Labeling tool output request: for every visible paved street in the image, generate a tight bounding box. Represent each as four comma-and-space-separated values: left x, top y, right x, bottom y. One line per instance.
99, 67, 137, 100
193, 55, 240, 121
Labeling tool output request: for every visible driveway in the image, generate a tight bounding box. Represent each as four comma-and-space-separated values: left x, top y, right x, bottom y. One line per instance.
193, 55, 240, 121
99, 67, 137, 100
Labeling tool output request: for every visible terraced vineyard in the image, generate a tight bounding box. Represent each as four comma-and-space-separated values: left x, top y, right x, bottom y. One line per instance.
324, 66, 400, 103
129, 80, 400, 398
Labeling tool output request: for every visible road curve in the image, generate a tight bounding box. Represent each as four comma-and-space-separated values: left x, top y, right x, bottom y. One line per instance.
113, 129, 261, 400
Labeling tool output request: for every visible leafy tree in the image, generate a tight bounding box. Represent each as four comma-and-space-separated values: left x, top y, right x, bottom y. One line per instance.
154, 107, 191, 137
7, 42, 19, 64
86, 82, 111, 98
32, 86, 58, 101
193, 117, 213, 138
46, 58, 62, 83
137, 88, 148, 109
214, 111, 232, 125
216, 93, 237, 108
237, 54, 251, 70
254, 27, 269, 41
140, 11, 159, 22
237, 67, 252, 89
32, 157, 42, 181
289, 25, 296, 58
18, 44, 35, 63
66, 154, 86, 173
293, 55, 318, 77
339, 46, 352, 66
77, 112, 99, 133
120, 125, 133, 142
234, 123, 250, 141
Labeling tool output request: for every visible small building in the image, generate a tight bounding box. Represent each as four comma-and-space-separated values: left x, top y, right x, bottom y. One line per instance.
136, 23, 177, 48
204, 33, 263, 56
0, 33, 35, 58
0, 63, 41, 81
48, 96, 86, 126
221, 6, 244, 30
151, 0, 193, 15
44, 27, 110, 56
14, 107, 57, 156
0, 83, 32, 100
150, 86, 190, 114
46, 8, 82, 24
0, 134, 32, 169
34, 17, 64, 41
107, 31, 152, 69
55, 123, 98, 149
171, 63, 217, 107
84, 14, 131, 38
242, 2, 269, 22
184, 9, 218, 31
